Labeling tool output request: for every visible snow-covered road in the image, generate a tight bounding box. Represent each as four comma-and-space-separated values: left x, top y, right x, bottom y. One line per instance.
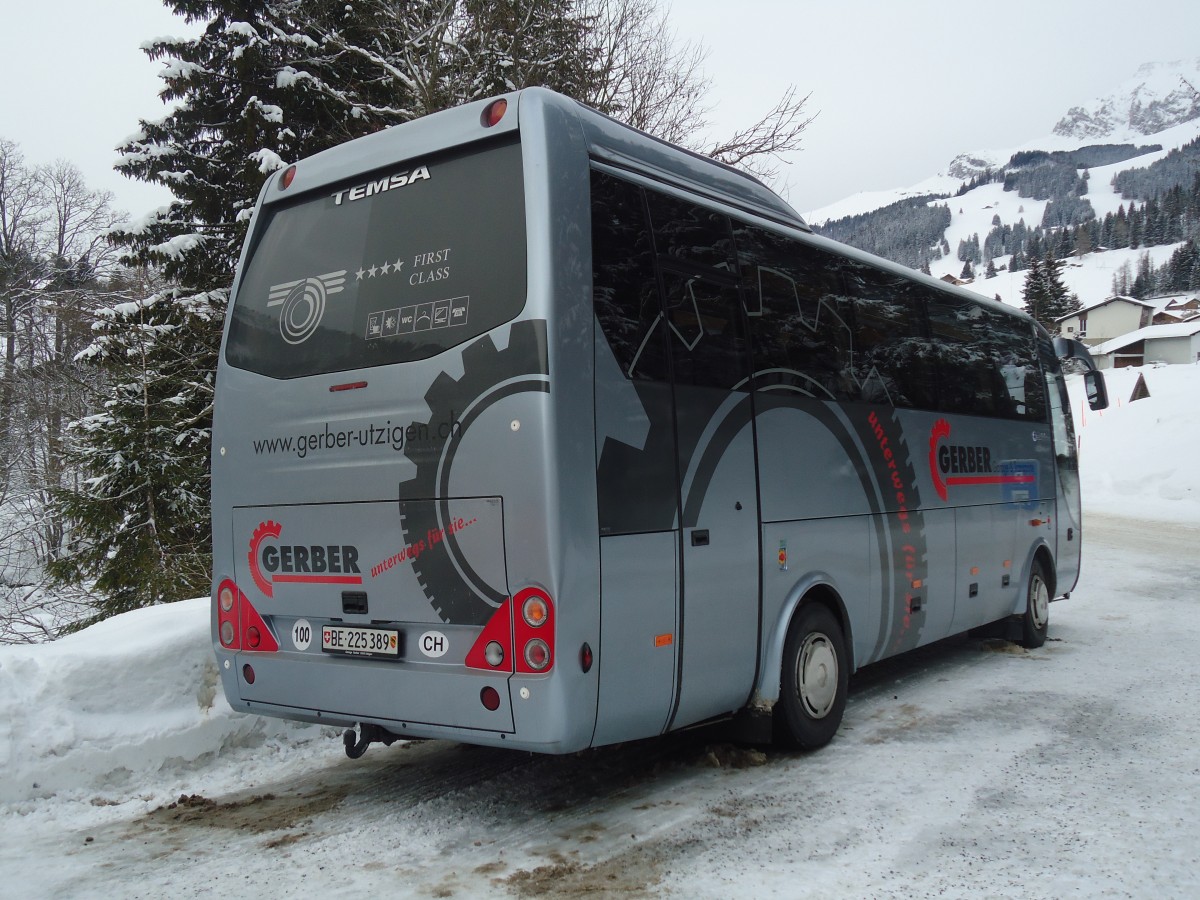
3, 511, 1197, 898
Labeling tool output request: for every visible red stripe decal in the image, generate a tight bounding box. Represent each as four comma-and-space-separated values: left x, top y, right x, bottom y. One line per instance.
945, 474, 1036, 487
272, 574, 363, 585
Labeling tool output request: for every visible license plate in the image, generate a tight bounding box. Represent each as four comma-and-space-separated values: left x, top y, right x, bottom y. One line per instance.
321, 625, 400, 658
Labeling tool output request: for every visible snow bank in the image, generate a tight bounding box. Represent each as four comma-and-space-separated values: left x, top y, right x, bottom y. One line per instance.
1070, 362, 1200, 523
0, 599, 311, 806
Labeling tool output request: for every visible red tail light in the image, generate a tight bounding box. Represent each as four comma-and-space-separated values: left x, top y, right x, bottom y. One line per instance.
513, 587, 555, 674
465, 586, 556, 673
215, 579, 279, 653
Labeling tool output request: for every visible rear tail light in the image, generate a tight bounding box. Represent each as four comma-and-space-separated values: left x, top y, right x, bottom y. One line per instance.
465, 598, 515, 671
279, 165, 297, 190
215, 579, 279, 653
514, 587, 555, 675
464, 586, 556, 674
524, 638, 551, 671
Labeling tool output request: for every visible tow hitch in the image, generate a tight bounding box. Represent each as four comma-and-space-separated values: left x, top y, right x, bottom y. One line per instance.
342, 723, 399, 759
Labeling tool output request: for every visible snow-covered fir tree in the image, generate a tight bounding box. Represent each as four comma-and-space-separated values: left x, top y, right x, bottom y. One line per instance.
1022, 253, 1080, 331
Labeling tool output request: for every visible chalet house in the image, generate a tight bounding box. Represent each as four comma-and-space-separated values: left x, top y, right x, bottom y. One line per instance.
1150, 295, 1200, 325
1091, 321, 1200, 368
1055, 296, 1152, 346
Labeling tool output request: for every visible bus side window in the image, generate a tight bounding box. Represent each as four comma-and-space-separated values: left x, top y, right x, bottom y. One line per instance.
644, 192, 748, 392
590, 171, 668, 382
927, 293, 1047, 421
840, 261, 937, 409
732, 224, 853, 402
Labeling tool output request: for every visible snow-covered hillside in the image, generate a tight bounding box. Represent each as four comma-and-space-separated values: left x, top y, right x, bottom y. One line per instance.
805, 59, 1200, 313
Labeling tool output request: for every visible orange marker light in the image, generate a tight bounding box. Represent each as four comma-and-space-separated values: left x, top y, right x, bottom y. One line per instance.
654, 633, 674, 648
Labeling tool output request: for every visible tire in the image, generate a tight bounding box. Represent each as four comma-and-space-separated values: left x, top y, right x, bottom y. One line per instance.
1020, 558, 1052, 649
775, 603, 849, 751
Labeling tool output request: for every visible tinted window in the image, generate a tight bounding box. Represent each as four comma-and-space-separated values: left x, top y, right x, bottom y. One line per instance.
927, 294, 1046, 421
840, 261, 939, 409
226, 139, 527, 379
733, 225, 854, 401
590, 171, 668, 382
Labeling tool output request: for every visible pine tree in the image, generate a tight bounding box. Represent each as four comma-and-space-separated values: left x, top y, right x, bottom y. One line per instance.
1022, 253, 1074, 330
54, 1, 413, 612
985, 258, 997, 279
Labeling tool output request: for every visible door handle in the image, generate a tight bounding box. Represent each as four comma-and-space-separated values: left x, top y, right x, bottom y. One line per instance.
691, 529, 710, 547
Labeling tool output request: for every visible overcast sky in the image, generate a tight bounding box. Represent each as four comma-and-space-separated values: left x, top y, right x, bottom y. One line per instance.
2, 0, 1198, 220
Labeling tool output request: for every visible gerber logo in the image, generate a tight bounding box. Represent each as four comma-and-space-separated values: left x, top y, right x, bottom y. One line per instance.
267, 271, 347, 345
248, 520, 363, 598
928, 419, 1033, 502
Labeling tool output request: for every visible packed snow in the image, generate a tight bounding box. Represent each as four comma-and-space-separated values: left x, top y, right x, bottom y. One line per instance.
1, 364, 1198, 897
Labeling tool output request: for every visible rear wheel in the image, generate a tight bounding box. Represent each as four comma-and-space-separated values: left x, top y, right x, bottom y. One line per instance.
1021, 559, 1052, 649
775, 603, 848, 750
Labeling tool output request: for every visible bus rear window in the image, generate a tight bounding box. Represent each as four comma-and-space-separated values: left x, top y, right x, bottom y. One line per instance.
225, 139, 527, 379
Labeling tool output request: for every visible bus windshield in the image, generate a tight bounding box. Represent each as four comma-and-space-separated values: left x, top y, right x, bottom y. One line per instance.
225, 138, 527, 379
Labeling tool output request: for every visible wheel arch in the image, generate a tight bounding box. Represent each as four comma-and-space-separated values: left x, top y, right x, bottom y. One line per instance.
1016, 539, 1058, 615
754, 573, 854, 707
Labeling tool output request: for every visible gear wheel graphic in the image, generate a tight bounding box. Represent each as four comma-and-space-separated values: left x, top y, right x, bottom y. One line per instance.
856, 408, 929, 655
249, 520, 282, 598
399, 320, 549, 625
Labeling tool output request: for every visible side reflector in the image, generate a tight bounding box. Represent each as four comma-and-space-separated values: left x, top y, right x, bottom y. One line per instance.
243, 664, 256, 685
580, 642, 593, 674
654, 633, 673, 648
480, 686, 501, 711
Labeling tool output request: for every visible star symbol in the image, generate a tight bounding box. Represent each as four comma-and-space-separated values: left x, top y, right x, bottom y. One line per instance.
380, 261, 392, 275
393, 256, 404, 271
368, 265, 378, 278
356, 267, 365, 280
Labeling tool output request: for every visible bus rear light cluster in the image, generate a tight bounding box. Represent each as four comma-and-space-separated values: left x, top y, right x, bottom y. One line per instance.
215, 579, 280, 653
464, 586, 556, 674
513, 587, 555, 674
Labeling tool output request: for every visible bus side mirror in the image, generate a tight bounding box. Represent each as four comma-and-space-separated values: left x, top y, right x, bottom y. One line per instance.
1083, 370, 1108, 411
1054, 336, 1109, 411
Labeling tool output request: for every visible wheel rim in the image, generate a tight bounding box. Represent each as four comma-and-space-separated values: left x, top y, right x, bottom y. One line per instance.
1030, 574, 1050, 630
795, 632, 838, 719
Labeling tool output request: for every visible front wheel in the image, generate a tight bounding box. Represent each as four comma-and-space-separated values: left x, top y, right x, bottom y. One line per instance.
775, 604, 849, 750
1020, 559, 1052, 649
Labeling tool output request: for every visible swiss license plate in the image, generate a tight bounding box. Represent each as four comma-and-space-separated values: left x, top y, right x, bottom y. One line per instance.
321, 625, 400, 658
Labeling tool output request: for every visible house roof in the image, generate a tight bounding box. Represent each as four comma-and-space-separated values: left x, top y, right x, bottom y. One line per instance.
1092, 321, 1200, 356
1055, 295, 1153, 322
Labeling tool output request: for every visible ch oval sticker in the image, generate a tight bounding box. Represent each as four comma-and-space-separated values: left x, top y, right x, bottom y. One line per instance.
419, 630, 449, 658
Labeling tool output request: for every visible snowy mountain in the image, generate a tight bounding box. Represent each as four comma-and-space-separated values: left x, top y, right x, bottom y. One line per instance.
1053, 59, 1200, 140
805, 60, 1200, 314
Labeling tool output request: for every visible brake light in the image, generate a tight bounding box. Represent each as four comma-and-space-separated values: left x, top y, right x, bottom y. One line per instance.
481, 98, 507, 128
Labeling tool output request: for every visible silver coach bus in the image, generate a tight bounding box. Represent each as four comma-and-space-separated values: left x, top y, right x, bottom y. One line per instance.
211, 88, 1109, 756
